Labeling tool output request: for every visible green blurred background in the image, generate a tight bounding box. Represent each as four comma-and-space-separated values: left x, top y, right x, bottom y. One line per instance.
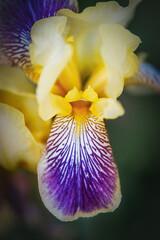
0, 0, 160, 239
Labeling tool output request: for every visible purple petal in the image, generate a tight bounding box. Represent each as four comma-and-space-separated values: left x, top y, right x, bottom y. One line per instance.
0, 0, 78, 81
125, 62, 160, 91
38, 114, 121, 221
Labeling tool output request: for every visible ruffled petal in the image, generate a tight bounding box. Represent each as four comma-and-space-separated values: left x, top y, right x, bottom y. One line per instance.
38, 114, 121, 221
0, 65, 51, 143
58, 0, 141, 26
94, 0, 142, 26
0, 0, 78, 82
0, 103, 41, 172
99, 24, 141, 98
57, 1, 141, 79
125, 63, 160, 91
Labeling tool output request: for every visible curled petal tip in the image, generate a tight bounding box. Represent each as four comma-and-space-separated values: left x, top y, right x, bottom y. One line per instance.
38, 114, 121, 221
125, 63, 160, 92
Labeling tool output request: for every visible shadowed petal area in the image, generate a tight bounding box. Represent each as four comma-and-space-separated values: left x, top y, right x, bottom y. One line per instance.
0, 103, 41, 172
0, 65, 51, 144
38, 114, 121, 221
125, 63, 160, 91
0, 0, 78, 82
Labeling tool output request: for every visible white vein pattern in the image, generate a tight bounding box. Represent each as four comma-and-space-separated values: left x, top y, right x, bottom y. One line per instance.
38, 114, 121, 221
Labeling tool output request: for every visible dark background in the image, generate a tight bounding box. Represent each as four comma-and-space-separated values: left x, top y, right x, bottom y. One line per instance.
0, 0, 160, 239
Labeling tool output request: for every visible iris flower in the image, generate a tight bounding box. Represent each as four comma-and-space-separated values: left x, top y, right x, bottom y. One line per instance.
0, 0, 160, 221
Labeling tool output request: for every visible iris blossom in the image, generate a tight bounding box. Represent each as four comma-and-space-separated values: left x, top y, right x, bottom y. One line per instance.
0, 0, 160, 221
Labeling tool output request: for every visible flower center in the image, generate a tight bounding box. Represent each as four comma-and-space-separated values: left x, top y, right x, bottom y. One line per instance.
71, 100, 91, 124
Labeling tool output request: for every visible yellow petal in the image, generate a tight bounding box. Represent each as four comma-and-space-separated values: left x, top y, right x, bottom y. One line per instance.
0, 66, 51, 143
30, 17, 73, 119
58, 57, 81, 92
30, 17, 72, 100
90, 98, 125, 121
50, 93, 72, 116
94, 0, 142, 26
29, 16, 68, 67
65, 86, 98, 103
57, 1, 141, 83
0, 103, 41, 172
73, 27, 101, 80
57, 0, 141, 26
58, 7, 102, 79
0, 65, 35, 95
39, 93, 72, 120
65, 87, 82, 102
85, 64, 108, 97
82, 86, 98, 102
99, 24, 141, 98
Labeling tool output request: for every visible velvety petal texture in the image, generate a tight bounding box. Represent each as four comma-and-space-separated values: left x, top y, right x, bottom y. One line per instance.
0, 0, 78, 81
125, 63, 160, 91
38, 114, 121, 221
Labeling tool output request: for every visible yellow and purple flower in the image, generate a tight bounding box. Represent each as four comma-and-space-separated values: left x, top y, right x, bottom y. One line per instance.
0, 0, 160, 221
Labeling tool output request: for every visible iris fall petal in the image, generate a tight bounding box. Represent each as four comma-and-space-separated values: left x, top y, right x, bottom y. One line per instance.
38, 113, 121, 221
125, 62, 160, 91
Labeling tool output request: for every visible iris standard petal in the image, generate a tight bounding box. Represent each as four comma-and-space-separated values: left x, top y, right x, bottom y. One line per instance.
58, 0, 141, 26
94, 0, 142, 26
99, 24, 141, 98
57, 1, 141, 80
29, 16, 68, 67
0, 0, 78, 82
38, 113, 121, 221
125, 62, 160, 91
0, 103, 41, 172
29, 17, 73, 119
